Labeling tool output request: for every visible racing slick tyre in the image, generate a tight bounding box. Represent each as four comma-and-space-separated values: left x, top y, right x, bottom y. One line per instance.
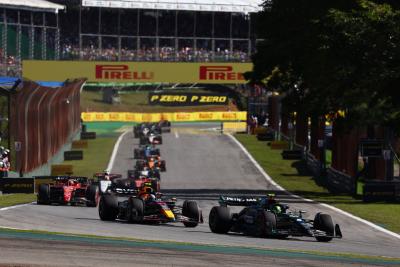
209, 206, 232, 234
151, 180, 160, 192
160, 161, 166, 172
182, 200, 200, 227
139, 137, 147, 145
86, 185, 99, 207
134, 149, 139, 159
255, 211, 276, 237
37, 184, 50, 205
155, 148, 160, 156
127, 198, 144, 223
314, 213, 334, 242
133, 126, 139, 138
98, 195, 118, 221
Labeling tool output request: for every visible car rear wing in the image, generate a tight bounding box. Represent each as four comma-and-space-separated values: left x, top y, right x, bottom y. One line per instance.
34, 176, 89, 183
93, 173, 122, 181
218, 196, 259, 207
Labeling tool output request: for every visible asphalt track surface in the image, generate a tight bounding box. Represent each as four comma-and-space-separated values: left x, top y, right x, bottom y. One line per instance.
0, 123, 399, 266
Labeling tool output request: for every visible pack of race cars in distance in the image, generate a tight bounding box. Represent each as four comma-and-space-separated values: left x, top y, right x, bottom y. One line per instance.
37, 176, 99, 207
134, 121, 171, 145
98, 120, 203, 227
209, 195, 342, 242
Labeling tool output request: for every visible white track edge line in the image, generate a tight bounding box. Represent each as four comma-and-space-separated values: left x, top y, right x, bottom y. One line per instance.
0, 202, 35, 211
227, 133, 400, 240
107, 130, 131, 172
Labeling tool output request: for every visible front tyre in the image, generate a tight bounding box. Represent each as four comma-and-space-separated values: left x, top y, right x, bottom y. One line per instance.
209, 206, 231, 234
127, 198, 144, 223
98, 195, 118, 221
314, 213, 334, 242
37, 184, 50, 205
182, 200, 200, 227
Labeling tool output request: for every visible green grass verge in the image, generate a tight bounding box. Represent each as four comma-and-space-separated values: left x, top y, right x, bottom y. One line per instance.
234, 134, 400, 234
0, 194, 36, 208
81, 90, 237, 113
66, 137, 118, 178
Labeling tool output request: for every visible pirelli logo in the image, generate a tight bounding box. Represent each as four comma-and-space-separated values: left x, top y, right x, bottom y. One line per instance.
199, 66, 245, 81
95, 65, 154, 80
149, 92, 229, 106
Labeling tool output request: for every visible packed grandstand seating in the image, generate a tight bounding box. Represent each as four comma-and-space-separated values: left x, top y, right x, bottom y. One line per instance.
60, 46, 250, 62
0, 0, 259, 76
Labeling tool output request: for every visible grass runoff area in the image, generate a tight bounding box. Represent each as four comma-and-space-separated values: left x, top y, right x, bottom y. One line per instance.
234, 134, 400, 234
80, 89, 238, 113
0, 194, 36, 208
62, 122, 124, 178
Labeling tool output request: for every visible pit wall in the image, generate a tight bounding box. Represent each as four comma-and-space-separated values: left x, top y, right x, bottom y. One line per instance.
81, 111, 247, 122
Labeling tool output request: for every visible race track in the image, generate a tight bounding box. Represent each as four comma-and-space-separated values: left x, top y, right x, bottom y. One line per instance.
0, 123, 399, 265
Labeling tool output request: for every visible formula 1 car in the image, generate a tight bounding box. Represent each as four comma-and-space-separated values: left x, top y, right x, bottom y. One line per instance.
134, 121, 171, 138
209, 195, 342, 242
139, 133, 163, 145
96, 170, 160, 195
135, 156, 166, 172
37, 176, 99, 207
99, 186, 202, 227
127, 168, 161, 180
134, 145, 160, 159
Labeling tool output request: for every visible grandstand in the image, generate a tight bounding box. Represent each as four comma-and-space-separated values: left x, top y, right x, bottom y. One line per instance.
0, 0, 261, 72
0, 0, 64, 76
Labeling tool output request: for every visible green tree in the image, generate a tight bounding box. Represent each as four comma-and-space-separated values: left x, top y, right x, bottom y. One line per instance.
251, 0, 400, 132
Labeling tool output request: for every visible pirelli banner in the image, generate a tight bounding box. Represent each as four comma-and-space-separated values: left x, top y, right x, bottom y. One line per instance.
149, 92, 228, 106
23, 61, 252, 84
81, 111, 247, 122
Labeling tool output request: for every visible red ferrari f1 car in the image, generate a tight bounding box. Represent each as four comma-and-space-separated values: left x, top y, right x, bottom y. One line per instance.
37, 176, 99, 207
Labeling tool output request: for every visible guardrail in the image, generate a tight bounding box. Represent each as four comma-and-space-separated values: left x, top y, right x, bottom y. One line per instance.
81, 111, 247, 122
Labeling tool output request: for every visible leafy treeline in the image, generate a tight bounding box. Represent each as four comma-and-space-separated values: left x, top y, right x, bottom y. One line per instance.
250, 0, 400, 133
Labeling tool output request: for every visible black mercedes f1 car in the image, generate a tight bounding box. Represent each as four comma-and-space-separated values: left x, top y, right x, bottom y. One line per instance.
209, 195, 342, 242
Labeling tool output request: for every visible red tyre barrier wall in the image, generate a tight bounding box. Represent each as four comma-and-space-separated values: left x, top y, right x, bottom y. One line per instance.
11, 79, 85, 173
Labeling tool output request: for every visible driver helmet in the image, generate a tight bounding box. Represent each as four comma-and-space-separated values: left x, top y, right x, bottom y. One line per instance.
272, 205, 282, 214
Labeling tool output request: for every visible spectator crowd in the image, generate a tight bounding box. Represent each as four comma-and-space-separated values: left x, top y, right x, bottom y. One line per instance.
61, 45, 250, 62
0, 146, 10, 178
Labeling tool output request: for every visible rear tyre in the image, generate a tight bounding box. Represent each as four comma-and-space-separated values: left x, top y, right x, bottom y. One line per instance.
314, 213, 334, 242
98, 195, 118, 221
255, 211, 276, 237
151, 180, 160, 192
37, 184, 50, 205
86, 185, 99, 207
182, 200, 200, 227
209, 206, 231, 234
127, 198, 144, 223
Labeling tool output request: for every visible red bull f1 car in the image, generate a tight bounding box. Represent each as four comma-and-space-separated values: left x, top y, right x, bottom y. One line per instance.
37, 176, 99, 207
209, 195, 342, 242
99, 184, 202, 227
